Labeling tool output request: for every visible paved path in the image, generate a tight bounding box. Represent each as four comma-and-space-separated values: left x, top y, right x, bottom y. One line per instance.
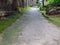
0, 7, 60, 45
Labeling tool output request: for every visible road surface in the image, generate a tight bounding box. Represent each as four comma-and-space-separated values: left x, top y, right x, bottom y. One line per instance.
0, 7, 60, 45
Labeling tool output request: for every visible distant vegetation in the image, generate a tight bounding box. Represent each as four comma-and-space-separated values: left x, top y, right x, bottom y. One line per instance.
40, 0, 60, 27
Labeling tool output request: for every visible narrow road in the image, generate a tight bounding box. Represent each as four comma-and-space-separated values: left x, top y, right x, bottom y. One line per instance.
0, 7, 60, 45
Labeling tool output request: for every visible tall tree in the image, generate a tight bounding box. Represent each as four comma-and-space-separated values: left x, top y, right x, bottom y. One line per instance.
42, 0, 44, 7
12, 0, 18, 11
22, 0, 24, 8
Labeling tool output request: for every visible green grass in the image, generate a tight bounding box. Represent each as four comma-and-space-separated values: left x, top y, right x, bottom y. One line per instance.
0, 12, 22, 33
0, 7, 30, 33
0, 22, 23, 45
49, 16, 60, 27
18, 6, 31, 13
41, 10, 60, 27
0, 7, 31, 45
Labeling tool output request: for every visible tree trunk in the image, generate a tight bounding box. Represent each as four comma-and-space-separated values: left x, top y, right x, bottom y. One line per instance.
42, 0, 44, 7
12, 0, 18, 11
22, 0, 24, 8
46, 6, 49, 14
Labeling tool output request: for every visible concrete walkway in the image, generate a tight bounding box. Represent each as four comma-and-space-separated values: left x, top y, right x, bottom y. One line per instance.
0, 7, 60, 45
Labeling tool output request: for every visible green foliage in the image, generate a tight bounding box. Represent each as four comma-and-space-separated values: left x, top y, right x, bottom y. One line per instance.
18, 7, 30, 13
40, 0, 60, 27
36, 0, 39, 4
40, 4, 45, 11
41, 11, 60, 27
49, 16, 60, 27
45, 0, 60, 6
0, 7, 30, 33
36, 0, 41, 7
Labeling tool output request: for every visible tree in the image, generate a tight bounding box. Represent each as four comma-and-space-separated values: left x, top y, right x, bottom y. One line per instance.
21, 0, 24, 8
42, 0, 44, 7
36, 0, 39, 4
